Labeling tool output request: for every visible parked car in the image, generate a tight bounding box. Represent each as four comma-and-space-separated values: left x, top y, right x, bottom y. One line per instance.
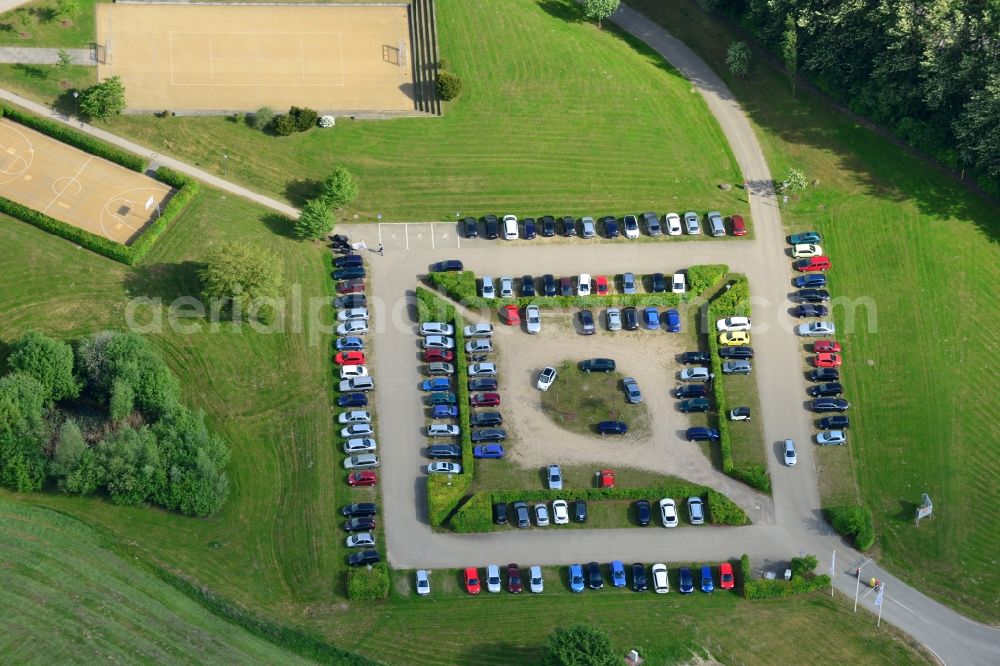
470, 392, 501, 407
797, 321, 836, 336
521, 275, 535, 297
674, 384, 707, 399
794, 273, 828, 288
499, 276, 515, 298
468, 362, 497, 377
683, 211, 701, 234
622, 306, 639, 330
344, 517, 376, 532
464, 322, 494, 338
338, 393, 368, 408
807, 382, 843, 397
529, 565, 544, 593
427, 444, 462, 459
480, 276, 496, 299
333, 267, 365, 280
574, 500, 588, 522
718, 346, 754, 359
602, 216, 619, 238
643, 211, 662, 235
794, 304, 830, 318
686, 427, 720, 442
423, 335, 455, 349
717, 317, 752, 332
577, 273, 592, 296
420, 321, 454, 336
461, 217, 478, 238
347, 470, 377, 486
431, 259, 464, 272
644, 307, 659, 329
652, 563, 670, 593
424, 348, 453, 363
679, 398, 710, 413
789, 231, 823, 245
421, 377, 451, 392
470, 411, 503, 427
468, 377, 498, 392
792, 243, 824, 258
522, 218, 536, 240
606, 307, 622, 331
337, 307, 369, 322
426, 423, 460, 437
427, 461, 462, 474
688, 496, 705, 525
632, 563, 647, 592
426, 362, 455, 376
700, 566, 715, 593
597, 469, 615, 488
342, 503, 378, 518
483, 215, 499, 239
651, 272, 667, 293
795, 257, 831, 272
464, 567, 481, 594
466, 338, 493, 353
622, 272, 637, 294
623, 377, 642, 404
471, 429, 507, 443
502, 215, 519, 240
672, 272, 686, 294
816, 430, 847, 446
578, 309, 596, 335
344, 454, 379, 469
797, 288, 831, 303
623, 214, 640, 238
427, 392, 457, 406
708, 211, 726, 236
665, 309, 681, 332
719, 563, 735, 589
810, 398, 850, 412
594, 275, 609, 295
722, 360, 752, 375
635, 499, 651, 526
679, 367, 711, 382
587, 561, 604, 589
335, 294, 366, 309
540, 215, 557, 237
339, 376, 374, 392
729, 406, 752, 421
730, 214, 746, 236
336, 279, 365, 295
514, 501, 531, 528
665, 212, 683, 235
719, 331, 751, 346
813, 340, 842, 353
547, 464, 563, 490
659, 498, 678, 528
525, 304, 541, 334
348, 551, 380, 567
336, 336, 364, 351
610, 560, 627, 587
581, 216, 596, 238
560, 276, 574, 296
343, 438, 377, 454
493, 503, 508, 525
552, 499, 569, 525
819, 415, 850, 430
596, 420, 628, 435
562, 216, 577, 237
346, 532, 376, 548
337, 320, 368, 336
569, 563, 585, 592
680, 351, 710, 364
783, 439, 797, 466
580, 358, 616, 373
678, 567, 694, 594
507, 563, 523, 593
415, 569, 431, 595
534, 503, 550, 527
537, 366, 558, 391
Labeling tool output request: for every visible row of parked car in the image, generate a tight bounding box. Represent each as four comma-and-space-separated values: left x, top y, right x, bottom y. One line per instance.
494, 495, 706, 529
461, 561, 735, 595
342, 502, 380, 566
479, 272, 688, 299
462, 211, 747, 241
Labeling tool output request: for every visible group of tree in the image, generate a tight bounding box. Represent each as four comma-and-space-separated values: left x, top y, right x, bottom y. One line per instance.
0, 330, 230, 517
705, 0, 1000, 195
294, 166, 359, 240
79, 76, 127, 119
199, 241, 286, 324
247, 106, 318, 135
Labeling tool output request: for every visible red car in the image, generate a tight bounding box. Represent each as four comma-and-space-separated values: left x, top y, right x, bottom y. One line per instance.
795, 257, 831, 272
464, 567, 481, 595
730, 214, 746, 236
470, 392, 501, 407
719, 562, 735, 589
501, 304, 520, 325
507, 563, 523, 593
814, 353, 842, 368
813, 340, 841, 353
424, 349, 454, 363
336, 279, 365, 294
334, 351, 365, 366
347, 470, 377, 487
597, 469, 616, 488
594, 275, 609, 296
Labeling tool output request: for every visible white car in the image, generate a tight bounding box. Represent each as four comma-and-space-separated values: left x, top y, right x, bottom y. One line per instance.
337, 308, 369, 321
716, 316, 752, 332
534, 503, 550, 527
552, 499, 569, 524
464, 322, 494, 338
792, 243, 824, 258
672, 272, 686, 294
427, 461, 461, 474
427, 423, 460, 437
468, 362, 497, 376
420, 322, 454, 336
486, 564, 502, 592
340, 423, 373, 438
665, 212, 682, 235
683, 211, 701, 234
423, 335, 455, 349
783, 439, 798, 466
499, 276, 515, 298
343, 453, 379, 469
816, 430, 847, 446
339, 365, 368, 380
481, 276, 496, 299
346, 532, 375, 548
537, 366, 557, 391
466, 338, 493, 353
338, 410, 371, 424
337, 320, 368, 335
343, 437, 377, 454
525, 305, 541, 334
529, 565, 544, 593
578, 274, 591, 296
797, 321, 836, 336
415, 569, 431, 596
502, 215, 519, 240
623, 214, 640, 238
652, 563, 670, 593
659, 498, 679, 528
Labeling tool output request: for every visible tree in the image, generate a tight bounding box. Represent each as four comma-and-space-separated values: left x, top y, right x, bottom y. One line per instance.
321, 166, 359, 209
0, 373, 48, 492
7, 331, 79, 404
249, 106, 274, 131
726, 41, 751, 79
435, 71, 463, 100
80, 76, 126, 119
55, 0, 80, 24
77, 330, 179, 419
56, 48, 73, 78
543, 625, 618, 666
782, 167, 808, 192
582, 0, 619, 29
109, 378, 135, 422
295, 199, 335, 240
199, 242, 285, 324
781, 14, 797, 97
95, 425, 164, 506
153, 407, 230, 516
50, 419, 86, 478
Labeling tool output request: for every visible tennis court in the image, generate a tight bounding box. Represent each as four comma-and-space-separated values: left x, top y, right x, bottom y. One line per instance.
0, 119, 173, 245
96, 3, 413, 112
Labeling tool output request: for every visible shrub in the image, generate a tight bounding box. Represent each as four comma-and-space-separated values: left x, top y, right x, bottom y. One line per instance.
825, 505, 875, 550
289, 106, 318, 132
435, 71, 463, 101
249, 106, 274, 131
730, 465, 771, 492
744, 573, 831, 599
427, 473, 469, 526
543, 624, 617, 666
686, 264, 728, 295
790, 554, 819, 578
450, 492, 493, 533
272, 113, 298, 136
318, 115, 335, 128
346, 562, 390, 600
706, 489, 748, 525
7, 331, 79, 403
321, 166, 359, 209
740, 553, 751, 593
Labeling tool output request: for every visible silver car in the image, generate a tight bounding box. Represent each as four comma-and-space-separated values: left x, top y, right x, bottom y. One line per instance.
415, 569, 431, 596
722, 360, 752, 375
679, 367, 711, 382
606, 308, 622, 331
468, 362, 497, 376
341, 424, 373, 438
687, 496, 705, 524
499, 276, 515, 298
343, 438, 377, 454
465, 338, 493, 353
525, 304, 541, 334
427, 461, 462, 474
480, 276, 496, 299
419, 322, 453, 336
581, 216, 596, 238
797, 321, 836, 336
427, 423, 460, 437
343, 453, 380, 469
346, 532, 376, 548
534, 503, 550, 527
464, 322, 494, 338
816, 430, 847, 446
338, 410, 371, 424
683, 211, 701, 234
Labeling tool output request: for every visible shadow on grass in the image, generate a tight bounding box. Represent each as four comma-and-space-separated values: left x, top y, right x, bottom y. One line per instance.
12, 63, 48, 79
284, 178, 323, 207
123, 261, 204, 302
536, 0, 583, 23
52, 88, 81, 117
460, 643, 541, 664
893, 499, 918, 522
261, 212, 297, 239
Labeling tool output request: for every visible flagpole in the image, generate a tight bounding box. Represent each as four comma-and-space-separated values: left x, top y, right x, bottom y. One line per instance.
877, 583, 885, 627
853, 557, 872, 612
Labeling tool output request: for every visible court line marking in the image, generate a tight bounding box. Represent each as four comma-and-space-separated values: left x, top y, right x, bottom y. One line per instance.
43, 156, 93, 214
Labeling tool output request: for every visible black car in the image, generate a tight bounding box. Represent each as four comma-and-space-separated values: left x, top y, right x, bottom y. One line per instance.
483, 214, 499, 239
809, 367, 840, 382
596, 420, 628, 435
431, 259, 464, 272
336, 294, 367, 309
674, 384, 707, 399
679, 398, 710, 413
796, 288, 830, 303
819, 415, 851, 430
574, 500, 588, 523
681, 351, 710, 364
330, 233, 350, 248
427, 444, 462, 459
562, 216, 577, 236
578, 310, 596, 335
523, 218, 536, 239
470, 411, 503, 427
718, 346, 755, 359
632, 563, 647, 592
471, 428, 507, 443
579, 358, 616, 373
521, 275, 535, 297
348, 550, 380, 566
493, 502, 508, 525
810, 398, 850, 412
462, 216, 478, 238
540, 215, 557, 237
622, 307, 639, 330
807, 382, 843, 397
335, 255, 363, 268
794, 304, 830, 318
587, 562, 604, 589
635, 500, 651, 526
602, 216, 619, 238
342, 502, 378, 518
344, 517, 376, 532
513, 501, 531, 528
651, 272, 667, 293
560, 277, 574, 296
543, 274, 557, 297
468, 378, 498, 392
333, 266, 365, 280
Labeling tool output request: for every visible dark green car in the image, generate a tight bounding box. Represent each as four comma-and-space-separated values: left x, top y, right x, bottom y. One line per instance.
426, 392, 457, 406
679, 398, 710, 413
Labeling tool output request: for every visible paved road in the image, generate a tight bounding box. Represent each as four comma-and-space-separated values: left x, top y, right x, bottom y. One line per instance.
0, 47, 95, 65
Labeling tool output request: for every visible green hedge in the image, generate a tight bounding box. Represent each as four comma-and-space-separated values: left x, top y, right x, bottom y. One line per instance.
824, 505, 875, 551
740, 553, 751, 595
706, 489, 748, 525
450, 491, 493, 533
0, 105, 146, 172
729, 465, 771, 493
686, 264, 728, 296
346, 562, 390, 601
128, 168, 200, 264
744, 573, 831, 599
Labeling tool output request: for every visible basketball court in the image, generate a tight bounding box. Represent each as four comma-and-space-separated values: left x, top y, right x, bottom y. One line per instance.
0, 119, 174, 245
95, 3, 414, 112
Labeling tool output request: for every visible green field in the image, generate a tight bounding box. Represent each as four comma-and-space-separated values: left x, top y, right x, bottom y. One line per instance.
628, 0, 1000, 622
540, 360, 651, 438
0, 0, 96, 48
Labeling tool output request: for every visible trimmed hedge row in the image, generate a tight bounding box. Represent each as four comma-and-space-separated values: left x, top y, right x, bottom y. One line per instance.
451, 491, 493, 533
0, 105, 146, 172
346, 562, 390, 600
824, 505, 875, 551
744, 573, 831, 599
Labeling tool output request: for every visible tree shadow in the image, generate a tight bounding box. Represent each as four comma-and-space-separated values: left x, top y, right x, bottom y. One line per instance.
459, 643, 540, 665
260, 212, 297, 239
893, 499, 918, 522
535, 0, 583, 23
284, 178, 323, 207
30, 7, 55, 23
52, 89, 80, 117
0, 23, 14, 35
13, 63, 48, 80
122, 261, 205, 302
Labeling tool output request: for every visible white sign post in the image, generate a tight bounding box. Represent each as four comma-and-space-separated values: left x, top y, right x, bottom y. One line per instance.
915, 493, 933, 525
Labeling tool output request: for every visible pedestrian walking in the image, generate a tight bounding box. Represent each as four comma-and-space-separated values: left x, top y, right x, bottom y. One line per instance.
377, 243, 384, 256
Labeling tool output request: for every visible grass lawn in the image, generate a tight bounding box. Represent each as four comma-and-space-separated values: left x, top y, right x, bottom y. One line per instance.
628, 0, 1000, 622
0, 0, 96, 48
0, 63, 95, 111
722, 371, 767, 471
539, 360, 650, 438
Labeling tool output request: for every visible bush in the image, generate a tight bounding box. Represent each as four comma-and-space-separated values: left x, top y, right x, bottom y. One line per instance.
745, 573, 831, 599
7, 331, 79, 403
740, 553, 751, 593
272, 113, 298, 136
825, 505, 875, 551
450, 492, 493, 533
730, 465, 771, 492
249, 106, 274, 131
686, 264, 728, 295
435, 71, 463, 101
791, 554, 819, 578
346, 562, 390, 600
543, 624, 617, 666
706, 489, 748, 525
289, 106, 318, 132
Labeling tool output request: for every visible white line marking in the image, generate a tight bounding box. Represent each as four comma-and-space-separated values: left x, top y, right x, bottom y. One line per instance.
887, 595, 931, 624
922, 643, 947, 666
378, 223, 383, 245
430, 224, 435, 250
404, 223, 409, 250
43, 156, 93, 213
300, 37, 306, 78
209, 37, 214, 81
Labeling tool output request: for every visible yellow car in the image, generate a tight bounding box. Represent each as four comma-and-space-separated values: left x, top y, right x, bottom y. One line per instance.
719, 331, 751, 347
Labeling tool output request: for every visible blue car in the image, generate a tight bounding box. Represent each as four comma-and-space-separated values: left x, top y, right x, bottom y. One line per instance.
789, 231, 822, 245
686, 427, 720, 442
665, 308, 680, 332
337, 393, 368, 408
569, 564, 585, 593
700, 566, 714, 593
421, 377, 451, 392
432, 405, 459, 419
610, 560, 627, 588
643, 307, 659, 330
622, 272, 636, 294
678, 566, 694, 594
333, 267, 365, 280
793, 273, 827, 289
523, 219, 536, 239
336, 336, 364, 351
473, 444, 505, 459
